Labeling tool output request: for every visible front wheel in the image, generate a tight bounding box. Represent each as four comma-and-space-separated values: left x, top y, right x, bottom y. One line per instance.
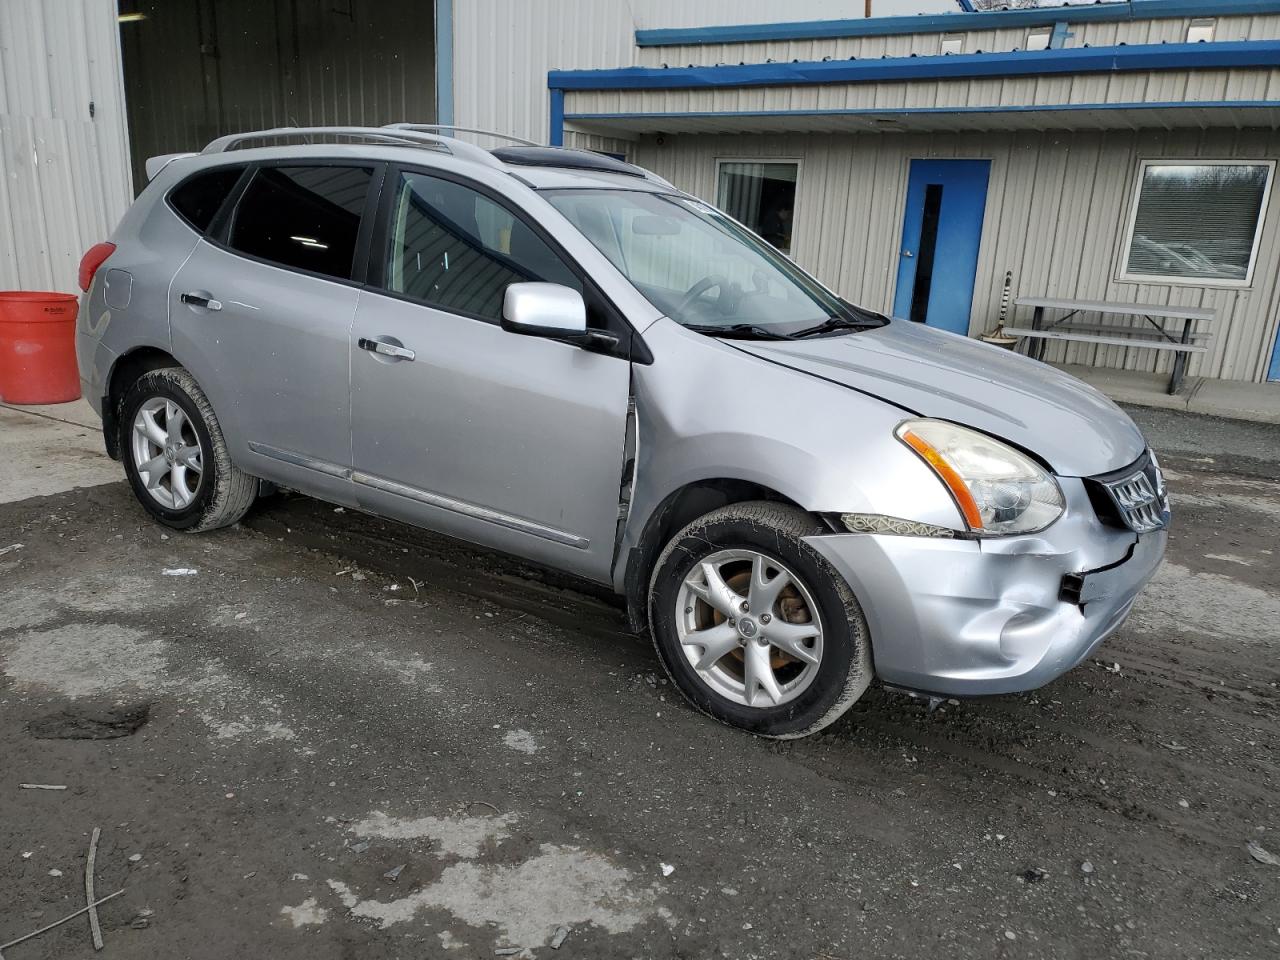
648, 501, 873, 738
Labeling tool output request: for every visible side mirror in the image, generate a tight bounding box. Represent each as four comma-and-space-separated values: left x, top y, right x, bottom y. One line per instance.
501, 283, 587, 339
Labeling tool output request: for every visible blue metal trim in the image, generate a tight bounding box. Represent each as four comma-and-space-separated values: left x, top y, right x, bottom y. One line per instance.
1049, 21, 1073, 50
562, 100, 1280, 123
955, 0, 976, 12
565, 100, 1280, 122
435, 0, 454, 128
549, 89, 565, 146
549, 41, 1280, 92
634, 1, 1280, 46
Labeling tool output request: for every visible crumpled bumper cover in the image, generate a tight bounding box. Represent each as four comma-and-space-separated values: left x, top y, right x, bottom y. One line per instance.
804, 481, 1167, 696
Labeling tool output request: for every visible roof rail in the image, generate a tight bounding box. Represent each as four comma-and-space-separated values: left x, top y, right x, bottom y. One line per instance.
383, 123, 541, 147
200, 126, 504, 169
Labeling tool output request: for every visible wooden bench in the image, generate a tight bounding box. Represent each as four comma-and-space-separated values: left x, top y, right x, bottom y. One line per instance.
1004, 297, 1217, 395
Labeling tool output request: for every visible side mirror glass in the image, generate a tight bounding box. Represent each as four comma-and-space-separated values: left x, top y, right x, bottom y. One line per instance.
501, 283, 588, 339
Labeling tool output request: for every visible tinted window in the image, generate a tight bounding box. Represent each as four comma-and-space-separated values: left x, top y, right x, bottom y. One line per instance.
384, 171, 580, 320
228, 165, 373, 280
170, 166, 243, 233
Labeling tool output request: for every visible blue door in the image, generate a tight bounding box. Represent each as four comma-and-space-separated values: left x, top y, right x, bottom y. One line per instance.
1269, 327, 1280, 382
893, 159, 991, 335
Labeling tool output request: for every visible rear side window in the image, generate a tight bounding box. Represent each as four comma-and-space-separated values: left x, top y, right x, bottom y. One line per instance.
227, 165, 373, 281
382, 170, 581, 321
169, 166, 244, 234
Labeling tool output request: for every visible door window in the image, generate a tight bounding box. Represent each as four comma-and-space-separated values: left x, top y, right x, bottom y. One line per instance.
383, 171, 581, 321
227, 165, 373, 281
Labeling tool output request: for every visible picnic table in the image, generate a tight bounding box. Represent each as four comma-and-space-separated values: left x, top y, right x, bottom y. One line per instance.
1004, 297, 1217, 395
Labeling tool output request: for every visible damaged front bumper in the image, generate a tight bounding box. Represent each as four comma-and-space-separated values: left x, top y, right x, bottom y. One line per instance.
804, 478, 1167, 697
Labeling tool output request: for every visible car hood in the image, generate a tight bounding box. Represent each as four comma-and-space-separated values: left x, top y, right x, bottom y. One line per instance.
730, 319, 1145, 477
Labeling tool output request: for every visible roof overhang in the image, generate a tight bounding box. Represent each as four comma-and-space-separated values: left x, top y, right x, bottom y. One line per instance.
565, 103, 1280, 138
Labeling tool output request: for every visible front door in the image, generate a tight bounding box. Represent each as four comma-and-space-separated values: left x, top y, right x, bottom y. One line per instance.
893, 159, 991, 335
1270, 326, 1280, 382
349, 168, 631, 582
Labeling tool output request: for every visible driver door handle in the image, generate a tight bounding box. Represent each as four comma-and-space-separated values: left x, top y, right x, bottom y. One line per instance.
358, 337, 416, 362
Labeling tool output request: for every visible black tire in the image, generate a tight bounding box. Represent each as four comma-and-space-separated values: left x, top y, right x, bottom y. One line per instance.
118, 367, 257, 532
648, 501, 873, 738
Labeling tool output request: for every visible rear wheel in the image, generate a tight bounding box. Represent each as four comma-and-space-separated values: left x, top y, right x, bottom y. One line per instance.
119, 367, 256, 531
648, 501, 873, 738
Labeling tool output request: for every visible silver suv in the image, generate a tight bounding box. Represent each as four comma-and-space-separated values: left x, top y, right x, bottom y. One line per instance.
76, 125, 1168, 738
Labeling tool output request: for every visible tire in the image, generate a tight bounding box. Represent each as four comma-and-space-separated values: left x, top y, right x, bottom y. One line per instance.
648, 501, 873, 738
118, 367, 257, 532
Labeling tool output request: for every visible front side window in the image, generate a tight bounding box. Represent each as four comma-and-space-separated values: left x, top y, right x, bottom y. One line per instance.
383, 171, 580, 321
546, 188, 869, 337
170, 165, 244, 234
716, 161, 799, 254
227, 165, 373, 281
1121, 161, 1274, 285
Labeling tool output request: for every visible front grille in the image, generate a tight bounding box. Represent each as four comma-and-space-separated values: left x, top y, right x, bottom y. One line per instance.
1089, 452, 1170, 534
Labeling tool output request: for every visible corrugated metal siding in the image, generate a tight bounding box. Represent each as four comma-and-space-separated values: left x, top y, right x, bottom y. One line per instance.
120, 0, 435, 189
564, 68, 1280, 119
635, 14, 1280, 67
0, 0, 132, 292
628, 128, 1280, 383
452, 0, 952, 145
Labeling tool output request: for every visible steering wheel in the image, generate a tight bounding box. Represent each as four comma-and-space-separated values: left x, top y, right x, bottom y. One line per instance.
675, 274, 731, 316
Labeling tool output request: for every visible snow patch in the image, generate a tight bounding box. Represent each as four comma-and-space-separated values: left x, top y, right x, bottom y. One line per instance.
281, 897, 328, 927
325, 844, 656, 945
349, 810, 517, 858
503, 729, 538, 754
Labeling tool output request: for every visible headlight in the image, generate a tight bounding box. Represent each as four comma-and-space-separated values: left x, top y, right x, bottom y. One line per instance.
895, 419, 1064, 536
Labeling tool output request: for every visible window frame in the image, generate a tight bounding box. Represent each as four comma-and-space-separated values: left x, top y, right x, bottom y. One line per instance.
164, 163, 252, 236
208, 158, 388, 289
713, 157, 803, 256
1116, 158, 1276, 289
365, 162, 646, 362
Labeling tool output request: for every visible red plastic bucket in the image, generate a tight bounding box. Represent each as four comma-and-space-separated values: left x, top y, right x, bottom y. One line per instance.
0, 292, 82, 405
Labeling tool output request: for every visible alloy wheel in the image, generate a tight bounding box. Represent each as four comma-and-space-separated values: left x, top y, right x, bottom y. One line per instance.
674, 549, 824, 708
130, 397, 204, 510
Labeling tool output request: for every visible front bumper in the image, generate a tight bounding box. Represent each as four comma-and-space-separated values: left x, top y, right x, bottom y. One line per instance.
804, 478, 1166, 696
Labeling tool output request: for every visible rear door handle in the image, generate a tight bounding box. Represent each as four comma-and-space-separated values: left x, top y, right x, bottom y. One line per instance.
358, 337, 415, 362
180, 292, 223, 311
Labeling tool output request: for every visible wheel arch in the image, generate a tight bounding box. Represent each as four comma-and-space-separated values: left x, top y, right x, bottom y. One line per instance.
102, 345, 182, 459
619, 477, 830, 635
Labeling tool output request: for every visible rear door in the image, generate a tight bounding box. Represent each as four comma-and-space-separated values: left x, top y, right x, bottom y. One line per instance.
348, 168, 631, 581
170, 161, 381, 501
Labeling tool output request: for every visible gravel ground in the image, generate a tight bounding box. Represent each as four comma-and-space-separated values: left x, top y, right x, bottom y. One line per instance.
0, 406, 1277, 959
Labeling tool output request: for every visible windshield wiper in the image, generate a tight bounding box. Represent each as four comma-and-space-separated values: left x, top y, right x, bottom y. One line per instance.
684, 323, 795, 341
791, 313, 886, 339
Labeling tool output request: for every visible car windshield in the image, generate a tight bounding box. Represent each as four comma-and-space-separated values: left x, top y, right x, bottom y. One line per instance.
544, 188, 879, 338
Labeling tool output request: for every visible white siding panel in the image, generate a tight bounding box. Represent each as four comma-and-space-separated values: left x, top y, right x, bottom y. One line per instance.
0, 0, 131, 292
631, 127, 1280, 383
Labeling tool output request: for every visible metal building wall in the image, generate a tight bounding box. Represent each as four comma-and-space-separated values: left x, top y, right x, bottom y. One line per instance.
120, 0, 435, 189
629, 128, 1280, 383
634, 13, 1280, 66
450, 0, 952, 145
0, 0, 132, 292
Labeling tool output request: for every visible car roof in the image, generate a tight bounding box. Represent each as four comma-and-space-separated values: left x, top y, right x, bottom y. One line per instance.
152, 126, 676, 196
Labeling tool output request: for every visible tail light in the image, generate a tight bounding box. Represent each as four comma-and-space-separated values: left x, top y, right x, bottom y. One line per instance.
78, 242, 117, 292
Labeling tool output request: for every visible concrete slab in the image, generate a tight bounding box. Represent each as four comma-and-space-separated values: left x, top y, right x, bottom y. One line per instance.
0, 402, 119, 503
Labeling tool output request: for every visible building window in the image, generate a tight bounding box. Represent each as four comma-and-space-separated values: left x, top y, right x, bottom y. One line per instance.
1121, 161, 1274, 285
1026, 26, 1053, 51
716, 161, 800, 254
1186, 17, 1215, 43
940, 33, 964, 55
